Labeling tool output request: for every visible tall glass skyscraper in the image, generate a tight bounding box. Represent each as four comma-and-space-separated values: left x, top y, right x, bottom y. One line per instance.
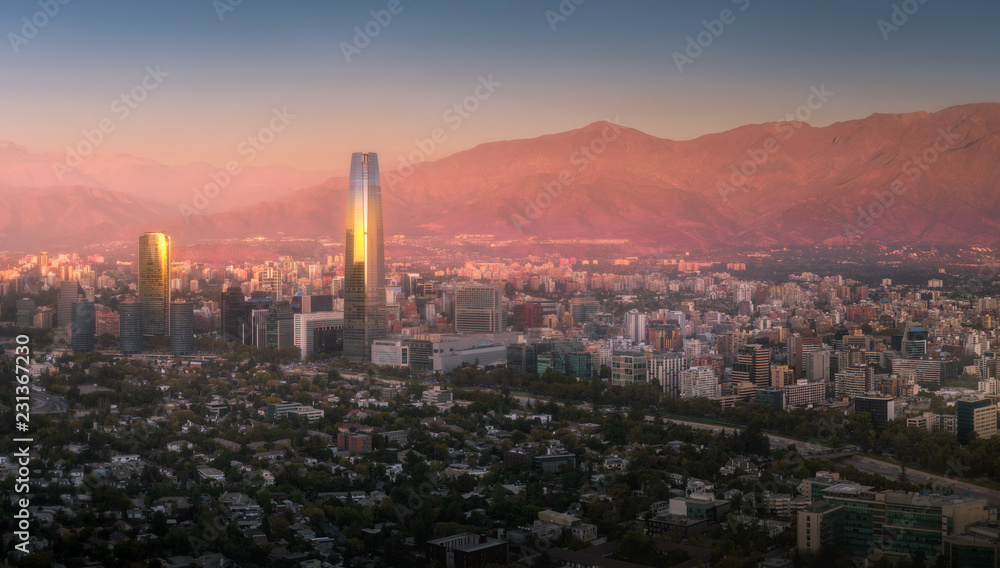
344, 152, 386, 362
138, 232, 171, 337
119, 301, 143, 354
58, 280, 83, 330
71, 301, 96, 352
169, 302, 194, 355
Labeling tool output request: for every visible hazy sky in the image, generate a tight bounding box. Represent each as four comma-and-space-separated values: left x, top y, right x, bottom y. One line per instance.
2, 0, 997, 173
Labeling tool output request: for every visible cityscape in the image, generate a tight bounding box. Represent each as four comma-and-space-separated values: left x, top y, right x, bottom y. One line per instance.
2, 2, 1000, 568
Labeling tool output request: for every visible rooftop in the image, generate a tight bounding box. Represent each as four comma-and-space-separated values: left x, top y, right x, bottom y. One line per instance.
427, 533, 505, 553
803, 500, 842, 514
823, 483, 874, 497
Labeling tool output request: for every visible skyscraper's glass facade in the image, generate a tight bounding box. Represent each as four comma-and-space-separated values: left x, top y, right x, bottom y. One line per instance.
119, 301, 143, 354
344, 152, 386, 362
70, 301, 96, 352
169, 302, 194, 355
139, 232, 171, 337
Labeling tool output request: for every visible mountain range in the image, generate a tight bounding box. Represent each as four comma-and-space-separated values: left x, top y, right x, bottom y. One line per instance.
2, 102, 999, 252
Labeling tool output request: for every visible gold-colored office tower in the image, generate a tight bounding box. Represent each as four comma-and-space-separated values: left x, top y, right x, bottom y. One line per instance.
344, 152, 386, 362
138, 232, 171, 337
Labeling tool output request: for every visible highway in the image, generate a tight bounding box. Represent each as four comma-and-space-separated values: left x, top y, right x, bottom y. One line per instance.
662, 418, 830, 453
32, 391, 69, 414
480, 389, 1000, 505
845, 456, 1000, 507
665, 418, 1000, 506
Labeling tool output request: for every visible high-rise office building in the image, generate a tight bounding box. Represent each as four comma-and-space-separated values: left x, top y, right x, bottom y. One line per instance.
732, 344, 771, 387
119, 301, 143, 354
266, 302, 294, 349
789, 333, 823, 378
805, 349, 832, 382
221, 286, 246, 341
251, 308, 270, 348
58, 280, 84, 330
169, 302, 194, 355
39, 251, 48, 276
455, 284, 504, 333
569, 292, 599, 324
402, 273, 423, 298
344, 152, 386, 362
854, 393, 895, 430
565, 352, 593, 380
507, 344, 537, 377
903, 325, 929, 358
956, 396, 997, 444
16, 298, 35, 328
138, 232, 171, 337
71, 301, 96, 352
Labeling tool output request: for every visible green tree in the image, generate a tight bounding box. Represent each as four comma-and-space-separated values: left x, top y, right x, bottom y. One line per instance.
152, 510, 169, 536
845, 412, 876, 451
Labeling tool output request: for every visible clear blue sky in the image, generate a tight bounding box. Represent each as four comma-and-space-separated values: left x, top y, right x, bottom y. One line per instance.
1, 0, 997, 172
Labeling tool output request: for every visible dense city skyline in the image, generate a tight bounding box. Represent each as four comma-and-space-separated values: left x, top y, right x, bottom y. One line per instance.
3, 2, 1000, 567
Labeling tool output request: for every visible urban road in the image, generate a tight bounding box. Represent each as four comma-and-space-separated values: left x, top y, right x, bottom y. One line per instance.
32, 390, 69, 413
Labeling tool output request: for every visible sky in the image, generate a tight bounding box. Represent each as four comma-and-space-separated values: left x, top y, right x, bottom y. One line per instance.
1, 0, 998, 174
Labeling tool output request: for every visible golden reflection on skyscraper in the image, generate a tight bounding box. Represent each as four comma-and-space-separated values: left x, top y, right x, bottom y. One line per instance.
138, 231, 171, 337
344, 152, 386, 362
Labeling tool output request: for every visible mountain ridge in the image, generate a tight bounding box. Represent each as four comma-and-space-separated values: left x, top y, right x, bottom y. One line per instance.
3, 102, 1000, 251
